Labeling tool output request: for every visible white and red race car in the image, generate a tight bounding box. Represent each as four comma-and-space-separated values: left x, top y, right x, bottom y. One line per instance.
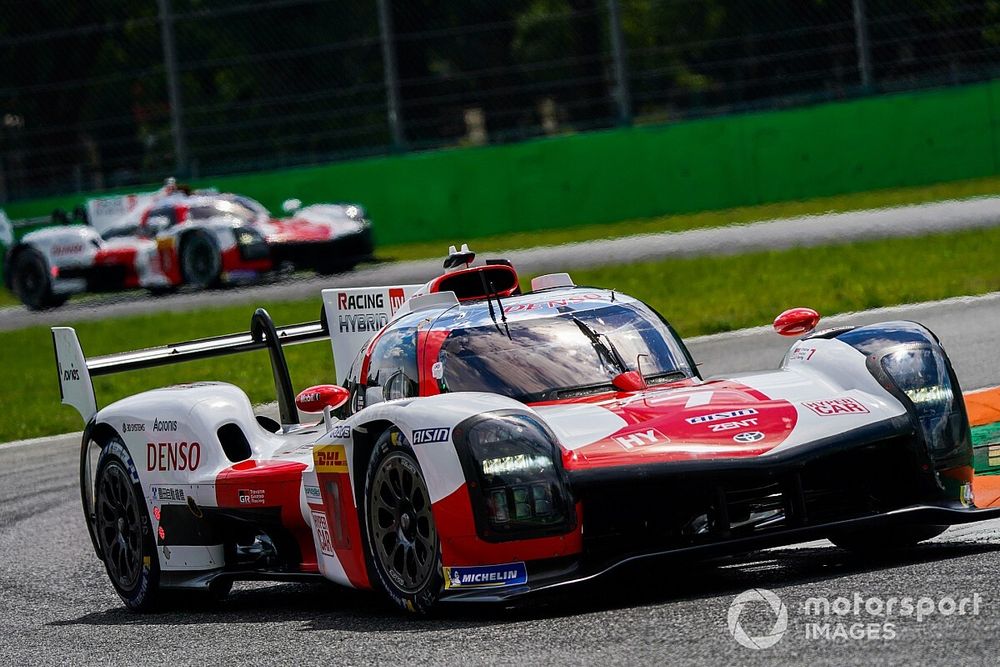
52, 247, 1000, 613
5, 181, 373, 309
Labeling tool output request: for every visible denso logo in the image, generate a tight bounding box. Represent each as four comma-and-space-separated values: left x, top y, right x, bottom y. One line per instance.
686, 408, 758, 425
338, 292, 383, 310
146, 442, 201, 471
803, 398, 870, 416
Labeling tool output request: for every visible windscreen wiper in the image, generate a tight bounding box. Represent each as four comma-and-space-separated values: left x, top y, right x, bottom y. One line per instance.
477, 271, 511, 339
572, 317, 627, 374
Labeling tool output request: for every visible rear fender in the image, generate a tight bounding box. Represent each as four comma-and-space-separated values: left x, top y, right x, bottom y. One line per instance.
88, 383, 281, 573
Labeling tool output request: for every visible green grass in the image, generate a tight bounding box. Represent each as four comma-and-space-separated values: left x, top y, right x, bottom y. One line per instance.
379, 175, 1000, 261
5, 174, 1000, 304
4, 225, 1000, 444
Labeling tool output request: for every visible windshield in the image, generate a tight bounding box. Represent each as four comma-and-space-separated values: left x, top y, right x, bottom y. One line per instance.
187, 200, 258, 224
437, 302, 692, 402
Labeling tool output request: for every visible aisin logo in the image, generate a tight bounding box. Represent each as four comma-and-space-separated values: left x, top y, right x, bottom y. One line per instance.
727, 588, 788, 650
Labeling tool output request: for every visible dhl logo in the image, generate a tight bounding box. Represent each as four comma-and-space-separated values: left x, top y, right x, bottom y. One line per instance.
315, 445, 348, 473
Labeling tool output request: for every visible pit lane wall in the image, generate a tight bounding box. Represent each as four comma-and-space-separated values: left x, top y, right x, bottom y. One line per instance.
5, 80, 999, 246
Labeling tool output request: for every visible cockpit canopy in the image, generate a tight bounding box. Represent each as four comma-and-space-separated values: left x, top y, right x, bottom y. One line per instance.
344, 289, 694, 413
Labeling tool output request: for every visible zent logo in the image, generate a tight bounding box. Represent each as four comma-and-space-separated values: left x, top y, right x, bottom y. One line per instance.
803, 398, 870, 416
315, 445, 349, 473
411, 428, 451, 444
146, 442, 201, 471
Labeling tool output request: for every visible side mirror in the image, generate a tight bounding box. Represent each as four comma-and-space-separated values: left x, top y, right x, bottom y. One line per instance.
773, 307, 821, 337
282, 198, 302, 214
612, 370, 647, 392
295, 384, 349, 413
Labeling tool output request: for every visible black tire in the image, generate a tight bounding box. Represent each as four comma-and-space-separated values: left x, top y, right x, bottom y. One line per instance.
362, 428, 443, 614
180, 231, 221, 289
94, 438, 161, 611
829, 524, 948, 553
10, 248, 67, 310
147, 286, 177, 297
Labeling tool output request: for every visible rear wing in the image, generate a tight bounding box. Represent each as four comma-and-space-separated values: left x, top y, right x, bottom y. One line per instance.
52, 309, 327, 428
52, 283, 424, 427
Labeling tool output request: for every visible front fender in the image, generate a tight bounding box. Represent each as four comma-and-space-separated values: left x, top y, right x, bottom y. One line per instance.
351, 392, 529, 504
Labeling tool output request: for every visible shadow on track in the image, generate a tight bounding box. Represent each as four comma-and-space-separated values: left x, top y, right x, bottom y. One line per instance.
48, 538, 1000, 633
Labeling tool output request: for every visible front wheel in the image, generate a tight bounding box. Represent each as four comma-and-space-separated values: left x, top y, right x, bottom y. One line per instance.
94, 439, 161, 611
363, 428, 443, 614
829, 524, 948, 553
180, 231, 221, 289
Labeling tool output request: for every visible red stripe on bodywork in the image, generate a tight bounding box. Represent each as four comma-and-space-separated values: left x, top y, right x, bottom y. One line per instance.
433, 484, 583, 565
216, 460, 318, 572
315, 470, 371, 589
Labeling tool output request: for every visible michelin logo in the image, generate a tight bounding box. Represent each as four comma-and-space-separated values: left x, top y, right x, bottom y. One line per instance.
443, 562, 528, 590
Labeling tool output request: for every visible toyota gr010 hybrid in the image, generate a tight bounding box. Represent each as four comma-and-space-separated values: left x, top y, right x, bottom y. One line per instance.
6, 180, 374, 309
51, 246, 1000, 613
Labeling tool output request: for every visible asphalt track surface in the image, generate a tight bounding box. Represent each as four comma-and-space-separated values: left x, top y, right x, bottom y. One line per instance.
2, 294, 1000, 665
3, 196, 1000, 332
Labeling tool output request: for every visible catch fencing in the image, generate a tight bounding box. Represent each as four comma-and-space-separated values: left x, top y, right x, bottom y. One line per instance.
1, 0, 997, 201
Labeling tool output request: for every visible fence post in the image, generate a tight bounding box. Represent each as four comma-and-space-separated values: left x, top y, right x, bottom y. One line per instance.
377, 0, 405, 150
607, 0, 632, 125
157, 0, 189, 176
852, 0, 873, 91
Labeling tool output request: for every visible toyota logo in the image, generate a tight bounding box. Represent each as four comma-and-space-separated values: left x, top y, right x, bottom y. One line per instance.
733, 431, 765, 443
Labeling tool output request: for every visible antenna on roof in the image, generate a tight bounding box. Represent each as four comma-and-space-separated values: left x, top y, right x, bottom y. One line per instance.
444, 243, 475, 272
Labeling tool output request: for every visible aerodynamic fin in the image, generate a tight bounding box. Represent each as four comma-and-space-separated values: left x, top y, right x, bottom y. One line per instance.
52, 327, 98, 422
322, 285, 421, 384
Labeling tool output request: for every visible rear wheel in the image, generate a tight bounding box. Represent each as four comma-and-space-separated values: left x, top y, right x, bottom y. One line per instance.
363, 429, 442, 614
11, 248, 67, 310
829, 524, 948, 553
180, 231, 221, 289
94, 439, 161, 611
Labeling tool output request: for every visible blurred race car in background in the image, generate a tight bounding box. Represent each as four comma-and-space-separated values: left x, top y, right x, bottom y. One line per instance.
2, 179, 375, 309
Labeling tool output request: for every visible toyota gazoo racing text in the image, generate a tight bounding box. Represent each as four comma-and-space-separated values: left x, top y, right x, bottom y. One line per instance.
52, 245, 1000, 613
6, 179, 374, 309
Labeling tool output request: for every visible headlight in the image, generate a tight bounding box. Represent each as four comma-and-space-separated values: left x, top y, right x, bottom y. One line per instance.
879, 345, 962, 456
455, 413, 574, 541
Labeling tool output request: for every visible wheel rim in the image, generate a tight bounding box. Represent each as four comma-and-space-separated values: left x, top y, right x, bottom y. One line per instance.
96, 463, 144, 590
369, 451, 437, 593
184, 238, 217, 284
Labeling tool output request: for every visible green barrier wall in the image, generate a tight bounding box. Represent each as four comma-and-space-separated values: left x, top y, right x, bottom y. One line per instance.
5, 80, 998, 245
